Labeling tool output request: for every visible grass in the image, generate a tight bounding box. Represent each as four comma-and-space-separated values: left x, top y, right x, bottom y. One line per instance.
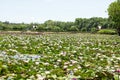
97, 29, 117, 35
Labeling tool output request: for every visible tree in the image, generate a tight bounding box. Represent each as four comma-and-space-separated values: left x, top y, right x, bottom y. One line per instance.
107, 0, 120, 36
69, 26, 79, 31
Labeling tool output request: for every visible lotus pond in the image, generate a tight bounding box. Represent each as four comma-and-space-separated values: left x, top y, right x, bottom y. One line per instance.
0, 33, 120, 80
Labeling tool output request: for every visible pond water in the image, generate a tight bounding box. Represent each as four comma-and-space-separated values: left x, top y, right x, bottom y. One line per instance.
0, 51, 41, 62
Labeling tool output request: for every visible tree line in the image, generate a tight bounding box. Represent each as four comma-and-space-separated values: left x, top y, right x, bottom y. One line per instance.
0, 17, 115, 32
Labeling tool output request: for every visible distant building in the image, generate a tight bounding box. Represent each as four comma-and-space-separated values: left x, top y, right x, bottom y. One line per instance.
32, 25, 38, 30
98, 26, 102, 30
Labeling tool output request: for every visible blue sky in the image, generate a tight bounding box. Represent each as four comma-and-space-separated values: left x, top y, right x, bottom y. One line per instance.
0, 0, 115, 23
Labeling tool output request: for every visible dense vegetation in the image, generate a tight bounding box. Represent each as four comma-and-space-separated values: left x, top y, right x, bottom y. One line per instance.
0, 17, 115, 32
0, 33, 120, 79
108, 0, 120, 35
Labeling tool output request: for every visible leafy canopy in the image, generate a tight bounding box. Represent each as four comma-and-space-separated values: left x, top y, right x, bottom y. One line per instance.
107, 0, 120, 27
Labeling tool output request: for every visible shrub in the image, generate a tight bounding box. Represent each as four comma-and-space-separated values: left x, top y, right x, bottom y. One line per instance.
97, 29, 117, 35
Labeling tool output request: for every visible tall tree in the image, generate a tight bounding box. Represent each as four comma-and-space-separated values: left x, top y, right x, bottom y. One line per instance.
107, 0, 120, 36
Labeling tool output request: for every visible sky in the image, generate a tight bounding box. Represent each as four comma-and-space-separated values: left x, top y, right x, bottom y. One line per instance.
0, 0, 115, 23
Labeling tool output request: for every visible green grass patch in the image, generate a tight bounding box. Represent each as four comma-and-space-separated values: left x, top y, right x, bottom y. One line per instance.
97, 29, 117, 35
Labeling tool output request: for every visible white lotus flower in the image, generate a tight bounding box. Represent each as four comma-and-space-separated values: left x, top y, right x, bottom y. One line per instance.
54, 65, 58, 68
64, 62, 69, 65
98, 66, 102, 70
44, 62, 49, 65
35, 62, 39, 65
57, 59, 61, 62
69, 64, 73, 67
36, 74, 44, 80
60, 51, 66, 56
29, 75, 35, 79
70, 60, 77, 64
45, 71, 50, 74
78, 66, 81, 69
63, 65, 68, 69
73, 68, 78, 71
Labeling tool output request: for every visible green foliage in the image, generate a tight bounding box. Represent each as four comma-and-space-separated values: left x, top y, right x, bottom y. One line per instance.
69, 26, 79, 31
0, 17, 116, 32
108, 0, 120, 35
97, 29, 117, 35
91, 27, 97, 33
0, 33, 120, 79
95, 71, 114, 80
108, 1, 120, 24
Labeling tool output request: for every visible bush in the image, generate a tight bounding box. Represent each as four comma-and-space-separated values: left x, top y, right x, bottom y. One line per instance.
97, 29, 117, 35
